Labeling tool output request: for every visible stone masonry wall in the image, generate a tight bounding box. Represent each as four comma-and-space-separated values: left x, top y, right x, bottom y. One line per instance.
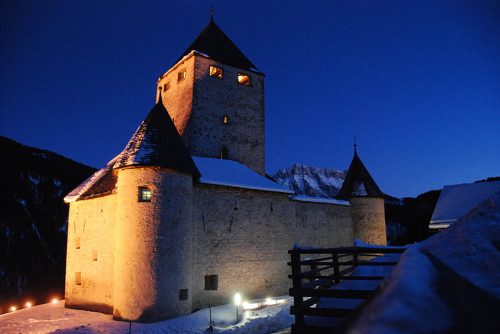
191, 56, 265, 175
65, 194, 117, 314
113, 167, 194, 322
350, 197, 387, 245
191, 185, 352, 309
157, 53, 265, 175
157, 55, 195, 137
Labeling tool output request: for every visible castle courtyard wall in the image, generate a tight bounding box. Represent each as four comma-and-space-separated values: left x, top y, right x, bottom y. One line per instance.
191, 185, 353, 309
65, 194, 117, 313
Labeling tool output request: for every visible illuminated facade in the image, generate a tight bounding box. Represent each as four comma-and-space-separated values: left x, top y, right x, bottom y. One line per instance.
64, 19, 386, 322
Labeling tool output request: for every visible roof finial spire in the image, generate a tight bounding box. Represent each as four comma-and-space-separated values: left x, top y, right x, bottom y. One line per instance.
353, 136, 358, 155
210, 6, 214, 22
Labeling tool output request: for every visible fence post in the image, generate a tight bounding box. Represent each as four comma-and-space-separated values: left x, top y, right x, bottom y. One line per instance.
290, 250, 304, 330
332, 250, 340, 284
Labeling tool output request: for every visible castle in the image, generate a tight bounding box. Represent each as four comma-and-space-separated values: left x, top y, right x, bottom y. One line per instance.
63, 19, 387, 322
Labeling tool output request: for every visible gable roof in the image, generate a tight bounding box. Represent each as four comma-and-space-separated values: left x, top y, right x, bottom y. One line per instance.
113, 98, 200, 176
177, 20, 259, 72
430, 180, 500, 228
337, 148, 383, 199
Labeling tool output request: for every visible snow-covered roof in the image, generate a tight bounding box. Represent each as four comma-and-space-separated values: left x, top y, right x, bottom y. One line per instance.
64, 157, 118, 203
193, 157, 293, 194
337, 148, 383, 199
429, 180, 500, 227
290, 195, 350, 206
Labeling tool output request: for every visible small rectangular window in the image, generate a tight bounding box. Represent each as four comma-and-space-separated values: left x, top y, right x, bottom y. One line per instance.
209, 65, 223, 79
164, 81, 170, 91
204, 275, 218, 291
223, 115, 229, 124
179, 289, 189, 300
75, 237, 80, 249
220, 146, 228, 160
178, 70, 186, 82
139, 187, 152, 202
237, 73, 250, 86
75, 272, 82, 285
92, 250, 98, 261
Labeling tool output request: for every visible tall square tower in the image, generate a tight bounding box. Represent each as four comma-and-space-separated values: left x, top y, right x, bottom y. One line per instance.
156, 20, 265, 175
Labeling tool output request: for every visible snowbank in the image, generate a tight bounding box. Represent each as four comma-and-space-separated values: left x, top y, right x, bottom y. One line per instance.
347, 192, 500, 334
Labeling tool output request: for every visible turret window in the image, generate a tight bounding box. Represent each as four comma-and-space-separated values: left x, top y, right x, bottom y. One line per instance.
164, 81, 170, 91
223, 115, 229, 124
138, 187, 152, 202
209, 65, 223, 79
237, 73, 250, 86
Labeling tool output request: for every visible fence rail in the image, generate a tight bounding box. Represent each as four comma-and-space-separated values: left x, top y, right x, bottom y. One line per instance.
289, 246, 406, 334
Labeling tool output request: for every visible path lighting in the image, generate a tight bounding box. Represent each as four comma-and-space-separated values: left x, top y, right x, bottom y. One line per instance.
25, 302, 32, 308
9, 306, 17, 312
265, 297, 275, 306
234, 292, 242, 322
51, 298, 59, 304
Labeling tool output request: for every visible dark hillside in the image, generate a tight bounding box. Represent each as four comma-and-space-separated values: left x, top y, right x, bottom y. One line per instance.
0, 136, 95, 313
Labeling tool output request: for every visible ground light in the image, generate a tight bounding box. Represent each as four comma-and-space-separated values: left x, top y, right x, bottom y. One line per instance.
234, 292, 242, 323
9, 306, 17, 312
25, 302, 32, 308
51, 298, 59, 304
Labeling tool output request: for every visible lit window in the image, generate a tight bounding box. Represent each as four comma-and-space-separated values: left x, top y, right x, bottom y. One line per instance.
178, 70, 186, 81
209, 65, 223, 79
220, 146, 228, 159
75, 272, 81, 285
204, 275, 218, 291
179, 289, 189, 301
75, 237, 80, 249
223, 115, 229, 124
237, 73, 250, 86
164, 81, 170, 91
139, 187, 152, 202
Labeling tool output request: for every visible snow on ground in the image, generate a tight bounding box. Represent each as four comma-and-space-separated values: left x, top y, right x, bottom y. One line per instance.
0, 297, 293, 334
347, 192, 500, 334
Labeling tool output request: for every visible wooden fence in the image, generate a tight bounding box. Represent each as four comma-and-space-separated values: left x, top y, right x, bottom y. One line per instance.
288, 246, 406, 334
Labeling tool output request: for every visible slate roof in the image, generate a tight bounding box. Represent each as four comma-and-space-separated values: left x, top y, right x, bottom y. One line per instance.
113, 97, 200, 176
65, 98, 200, 203
337, 148, 383, 199
177, 20, 260, 72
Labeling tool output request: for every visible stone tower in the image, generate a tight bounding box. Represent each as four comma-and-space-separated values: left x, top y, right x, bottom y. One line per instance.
111, 97, 200, 322
155, 19, 265, 175
338, 146, 387, 245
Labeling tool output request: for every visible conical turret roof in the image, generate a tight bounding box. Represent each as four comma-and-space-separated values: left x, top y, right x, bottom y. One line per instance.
177, 20, 259, 72
113, 98, 200, 176
337, 148, 383, 199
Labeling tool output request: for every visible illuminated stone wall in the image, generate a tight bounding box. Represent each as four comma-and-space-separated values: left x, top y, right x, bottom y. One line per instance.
157, 53, 265, 175
65, 194, 117, 314
350, 197, 387, 245
191, 185, 353, 309
112, 167, 193, 322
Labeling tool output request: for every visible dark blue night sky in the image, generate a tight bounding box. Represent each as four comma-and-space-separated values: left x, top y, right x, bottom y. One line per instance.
1, 0, 499, 197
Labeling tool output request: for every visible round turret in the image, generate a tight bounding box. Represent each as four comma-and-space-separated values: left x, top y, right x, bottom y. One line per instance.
338, 147, 387, 245
112, 166, 193, 321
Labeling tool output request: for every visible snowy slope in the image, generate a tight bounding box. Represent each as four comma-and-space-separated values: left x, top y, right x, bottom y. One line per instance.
347, 192, 500, 334
0, 298, 293, 334
271, 163, 346, 198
